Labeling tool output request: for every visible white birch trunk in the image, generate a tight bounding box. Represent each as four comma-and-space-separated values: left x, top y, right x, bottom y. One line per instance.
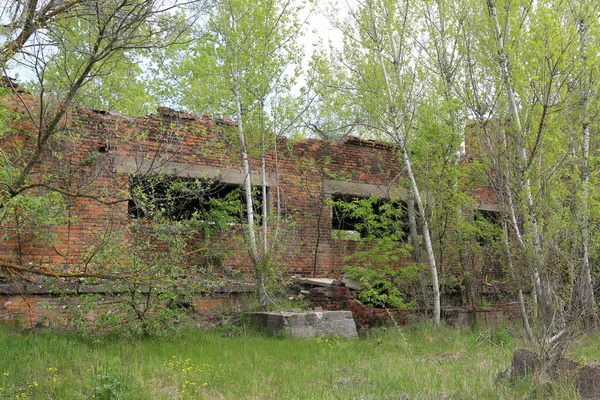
486, 0, 553, 329
502, 217, 533, 340
229, 13, 265, 307
234, 91, 259, 266
576, 1, 597, 329
371, 0, 441, 325
260, 103, 269, 257
377, 52, 441, 326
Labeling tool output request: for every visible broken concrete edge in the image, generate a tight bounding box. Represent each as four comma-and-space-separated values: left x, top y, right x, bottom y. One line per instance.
507, 348, 600, 400
0, 282, 257, 296
294, 277, 337, 287
247, 310, 358, 339
293, 276, 362, 289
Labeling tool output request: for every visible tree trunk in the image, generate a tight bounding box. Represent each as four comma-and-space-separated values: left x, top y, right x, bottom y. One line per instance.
374, 0, 441, 325
407, 190, 428, 308
486, 0, 554, 331
576, 0, 597, 330
502, 217, 533, 340
231, 35, 262, 306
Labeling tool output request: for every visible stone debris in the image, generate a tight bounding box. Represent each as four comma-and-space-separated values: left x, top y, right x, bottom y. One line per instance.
507, 348, 600, 399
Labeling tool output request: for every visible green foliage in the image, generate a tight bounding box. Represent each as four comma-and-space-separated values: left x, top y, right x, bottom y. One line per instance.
74, 291, 193, 338
478, 326, 513, 347
170, 0, 304, 122
5, 323, 592, 399
309, 0, 422, 142
331, 229, 360, 241
162, 0, 307, 310
328, 195, 407, 240
129, 175, 246, 225
238, 257, 309, 313
73, 53, 159, 115
7, 191, 66, 225
345, 266, 417, 309
357, 279, 406, 309
475, 296, 492, 310
45, 174, 243, 336
329, 194, 420, 309
15, 0, 180, 116
87, 373, 129, 400
0, 189, 69, 257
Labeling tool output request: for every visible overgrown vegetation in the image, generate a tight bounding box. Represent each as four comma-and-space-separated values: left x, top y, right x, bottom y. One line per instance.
0, 322, 596, 399
1, 0, 600, 387
328, 195, 418, 309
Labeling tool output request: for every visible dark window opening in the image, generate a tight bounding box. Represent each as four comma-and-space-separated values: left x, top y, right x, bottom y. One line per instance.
128, 175, 264, 223
475, 209, 502, 245
330, 193, 409, 240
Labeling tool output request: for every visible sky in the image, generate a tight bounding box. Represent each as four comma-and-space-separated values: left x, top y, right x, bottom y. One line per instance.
2, 0, 349, 114
302, 0, 353, 59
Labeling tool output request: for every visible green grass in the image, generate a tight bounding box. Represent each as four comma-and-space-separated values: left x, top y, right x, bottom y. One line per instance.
0, 322, 591, 399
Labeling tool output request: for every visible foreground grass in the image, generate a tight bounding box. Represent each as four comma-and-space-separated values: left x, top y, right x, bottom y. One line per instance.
0, 322, 594, 399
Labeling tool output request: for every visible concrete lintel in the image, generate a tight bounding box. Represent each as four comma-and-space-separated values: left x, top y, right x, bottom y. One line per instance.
324, 179, 407, 200
114, 156, 274, 187
477, 203, 500, 212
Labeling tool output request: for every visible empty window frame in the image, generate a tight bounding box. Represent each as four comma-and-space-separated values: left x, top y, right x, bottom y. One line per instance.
128, 175, 264, 222
474, 209, 502, 245
330, 193, 409, 240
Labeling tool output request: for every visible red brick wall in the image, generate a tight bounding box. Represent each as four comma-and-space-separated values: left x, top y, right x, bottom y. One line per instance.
307, 286, 408, 332
1, 103, 410, 279
1, 100, 500, 292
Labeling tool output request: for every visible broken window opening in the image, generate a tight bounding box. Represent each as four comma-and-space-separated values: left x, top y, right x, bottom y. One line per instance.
330, 193, 409, 240
474, 209, 502, 245
128, 175, 265, 224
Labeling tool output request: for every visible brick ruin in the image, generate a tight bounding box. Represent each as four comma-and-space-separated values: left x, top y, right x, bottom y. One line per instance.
0, 93, 508, 328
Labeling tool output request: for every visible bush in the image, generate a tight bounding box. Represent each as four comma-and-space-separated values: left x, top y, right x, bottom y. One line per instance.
345, 266, 408, 309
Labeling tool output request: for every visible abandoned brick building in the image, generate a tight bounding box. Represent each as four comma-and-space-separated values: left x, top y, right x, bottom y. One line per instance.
0, 89, 503, 327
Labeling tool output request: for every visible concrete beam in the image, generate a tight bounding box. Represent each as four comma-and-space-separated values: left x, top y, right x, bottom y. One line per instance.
114, 156, 275, 187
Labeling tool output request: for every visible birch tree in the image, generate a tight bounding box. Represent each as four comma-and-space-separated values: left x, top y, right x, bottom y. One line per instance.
417, 0, 535, 337
452, 0, 600, 360
571, 0, 599, 330
314, 0, 442, 325
1, 0, 187, 196
177, 0, 303, 308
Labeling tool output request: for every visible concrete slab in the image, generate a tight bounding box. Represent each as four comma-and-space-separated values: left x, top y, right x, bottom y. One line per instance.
294, 278, 336, 287
249, 310, 358, 338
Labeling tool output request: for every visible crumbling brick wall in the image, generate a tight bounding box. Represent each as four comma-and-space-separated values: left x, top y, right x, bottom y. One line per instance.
308, 285, 408, 332
1, 95, 505, 327
1, 101, 410, 280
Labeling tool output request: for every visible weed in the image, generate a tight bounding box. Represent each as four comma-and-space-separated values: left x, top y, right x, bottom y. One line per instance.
88, 374, 127, 400
0, 323, 591, 399
477, 326, 513, 347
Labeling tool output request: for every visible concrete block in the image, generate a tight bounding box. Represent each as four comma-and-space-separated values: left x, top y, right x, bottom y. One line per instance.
249, 310, 358, 338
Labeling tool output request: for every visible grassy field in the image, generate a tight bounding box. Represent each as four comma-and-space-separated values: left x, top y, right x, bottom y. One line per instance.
0, 322, 595, 399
